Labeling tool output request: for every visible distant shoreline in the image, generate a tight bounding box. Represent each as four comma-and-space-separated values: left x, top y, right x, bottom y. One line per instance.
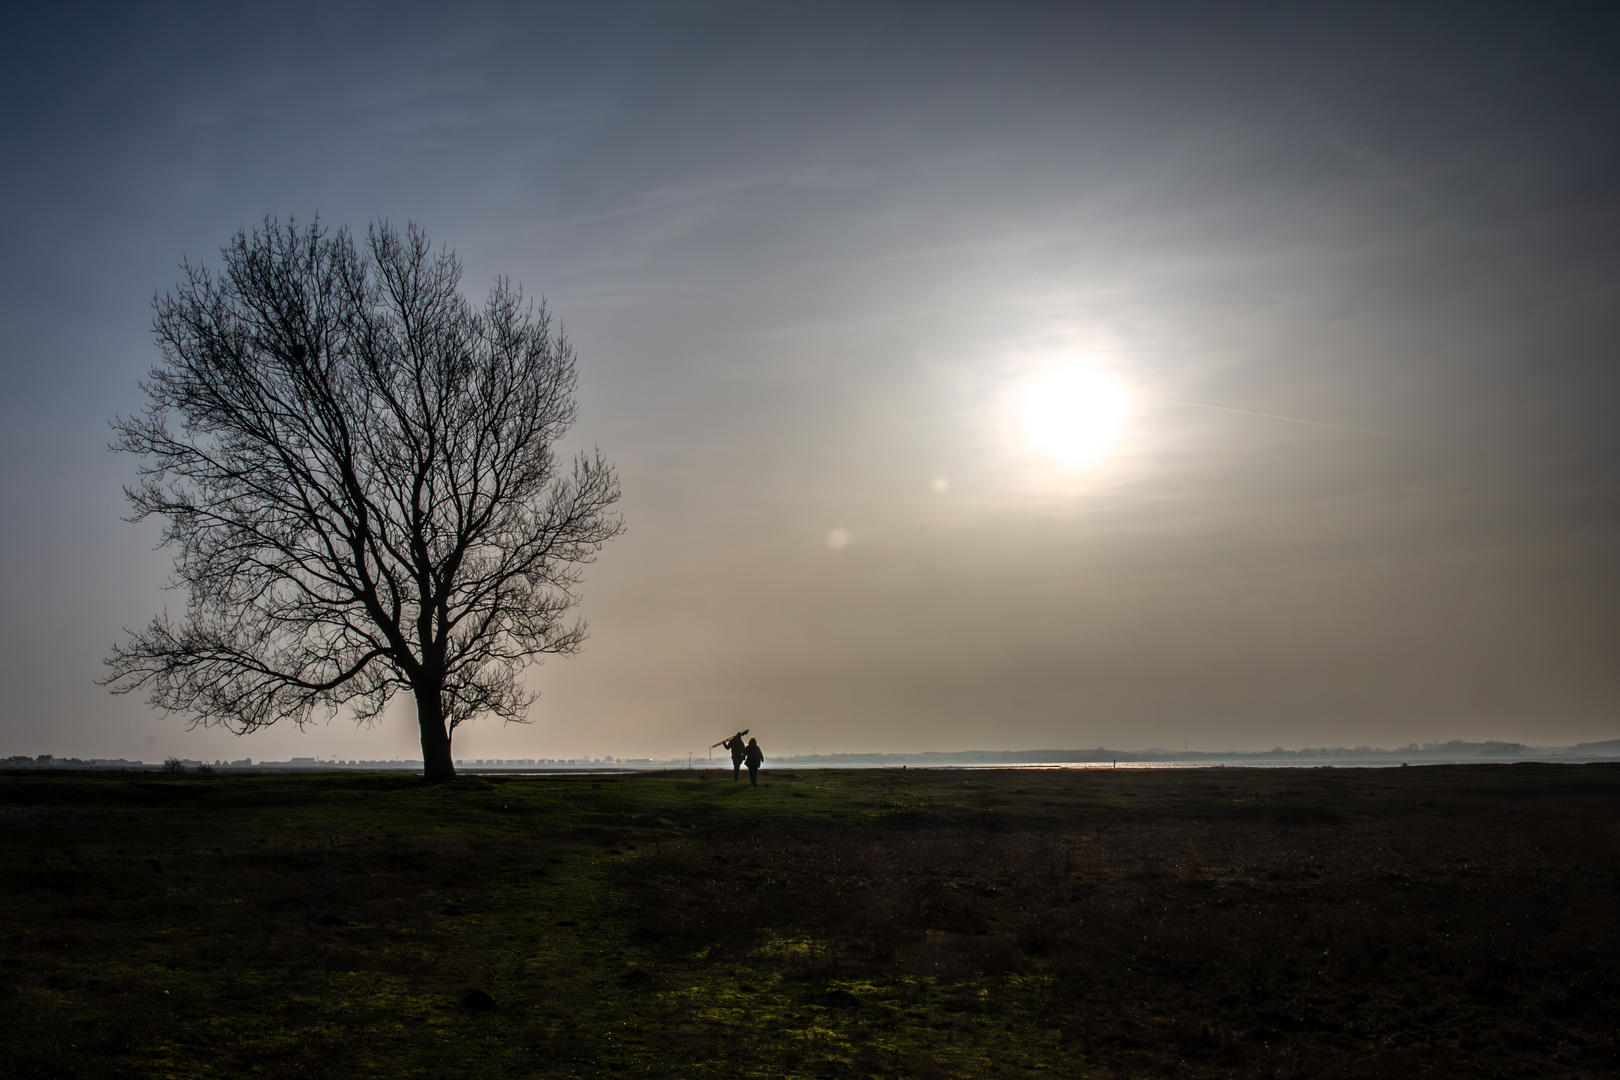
5, 737, 1618, 773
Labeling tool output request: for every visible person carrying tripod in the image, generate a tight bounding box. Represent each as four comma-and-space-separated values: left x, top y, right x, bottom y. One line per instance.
715, 730, 749, 781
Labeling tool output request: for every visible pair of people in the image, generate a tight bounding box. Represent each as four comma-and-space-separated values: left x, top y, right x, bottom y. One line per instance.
721, 732, 764, 786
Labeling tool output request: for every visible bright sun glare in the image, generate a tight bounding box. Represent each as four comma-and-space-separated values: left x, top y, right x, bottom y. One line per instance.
1019, 365, 1131, 469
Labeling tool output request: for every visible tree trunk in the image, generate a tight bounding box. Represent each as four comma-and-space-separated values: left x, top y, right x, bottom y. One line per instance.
415, 686, 457, 783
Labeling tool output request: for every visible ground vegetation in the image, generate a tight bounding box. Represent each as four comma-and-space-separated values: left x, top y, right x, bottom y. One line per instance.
1, 765, 1615, 1077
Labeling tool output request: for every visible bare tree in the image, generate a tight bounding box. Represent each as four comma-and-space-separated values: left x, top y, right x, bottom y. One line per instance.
104, 219, 623, 782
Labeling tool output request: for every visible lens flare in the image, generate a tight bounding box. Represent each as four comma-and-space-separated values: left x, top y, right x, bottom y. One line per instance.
1019, 366, 1131, 468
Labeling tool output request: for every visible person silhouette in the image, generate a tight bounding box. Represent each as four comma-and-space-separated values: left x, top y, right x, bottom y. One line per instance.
743, 737, 764, 787
723, 732, 747, 781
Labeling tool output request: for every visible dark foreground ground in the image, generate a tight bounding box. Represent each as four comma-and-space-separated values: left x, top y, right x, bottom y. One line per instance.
1, 765, 1616, 1079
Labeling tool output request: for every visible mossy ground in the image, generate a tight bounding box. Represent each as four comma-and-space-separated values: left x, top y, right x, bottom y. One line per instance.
2, 764, 1617, 1078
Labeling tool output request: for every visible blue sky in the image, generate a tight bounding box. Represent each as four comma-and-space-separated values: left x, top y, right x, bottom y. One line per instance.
4, 2, 1619, 762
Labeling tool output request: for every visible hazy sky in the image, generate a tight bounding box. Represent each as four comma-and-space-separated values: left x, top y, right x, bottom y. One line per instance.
4, 2, 1620, 763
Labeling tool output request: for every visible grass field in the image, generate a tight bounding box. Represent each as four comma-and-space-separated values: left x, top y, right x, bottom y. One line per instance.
2, 764, 1616, 1078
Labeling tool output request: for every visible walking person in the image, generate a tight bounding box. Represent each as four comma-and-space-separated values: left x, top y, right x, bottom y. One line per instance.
744, 737, 764, 787
723, 732, 747, 781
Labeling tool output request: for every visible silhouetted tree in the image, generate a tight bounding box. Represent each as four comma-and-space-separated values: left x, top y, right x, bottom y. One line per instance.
105, 219, 622, 782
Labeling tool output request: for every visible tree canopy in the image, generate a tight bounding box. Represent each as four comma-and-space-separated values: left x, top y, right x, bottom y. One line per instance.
105, 218, 622, 781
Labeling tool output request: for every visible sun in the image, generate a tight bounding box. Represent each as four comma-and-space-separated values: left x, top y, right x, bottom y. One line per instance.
1019, 364, 1131, 468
